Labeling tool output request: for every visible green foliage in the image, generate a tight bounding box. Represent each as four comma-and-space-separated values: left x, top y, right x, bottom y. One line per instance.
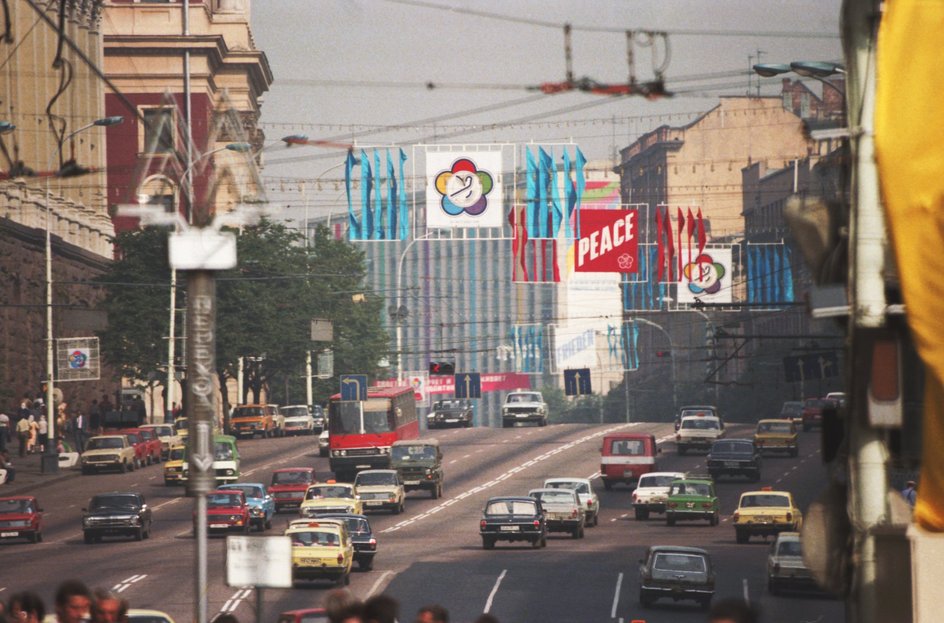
543, 385, 603, 423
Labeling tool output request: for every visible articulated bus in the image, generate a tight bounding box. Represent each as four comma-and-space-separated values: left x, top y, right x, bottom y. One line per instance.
328, 385, 418, 480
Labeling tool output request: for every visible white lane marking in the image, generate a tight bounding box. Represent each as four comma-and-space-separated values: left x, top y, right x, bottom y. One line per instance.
219, 588, 252, 614
113, 574, 147, 593
154, 498, 181, 510
449, 459, 459, 465
501, 439, 510, 443
483, 569, 507, 614
587, 471, 600, 480
462, 454, 471, 459
775, 477, 783, 483
365, 570, 394, 598
0, 587, 6, 593
610, 572, 624, 618
381, 424, 633, 533
742, 578, 750, 604
475, 448, 484, 453
149, 476, 156, 480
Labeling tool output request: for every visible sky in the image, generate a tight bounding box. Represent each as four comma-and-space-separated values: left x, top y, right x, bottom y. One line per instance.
249, 0, 843, 225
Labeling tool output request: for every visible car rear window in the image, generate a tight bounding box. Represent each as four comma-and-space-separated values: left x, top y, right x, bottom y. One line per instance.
778, 540, 802, 556
638, 474, 679, 488
273, 471, 313, 485
485, 500, 536, 516
609, 439, 646, 455
741, 494, 790, 508
681, 418, 719, 430
355, 472, 397, 486
530, 490, 574, 503
671, 483, 710, 496
758, 422, 792, 433
711, 441, 752, 453
653, 553, 706, 572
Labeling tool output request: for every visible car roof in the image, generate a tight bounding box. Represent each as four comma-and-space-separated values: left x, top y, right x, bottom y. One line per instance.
317, 513, 370, 522
740, 489, 792, 498
274, 467, 314, 473
219, 483, 265, 489
0, 495, 37, 501
356, 469, 397, 474
673, 478, 713, 485
392, 438, 439, 446
639, 471, 687, 479
545, 477, 590, 484
757, 418, 793, 424
648, 545, 711, 556
528, 487, 576, 495
286, 521, 344, 533
486, 496, 537, 503
775, 531, 801, 541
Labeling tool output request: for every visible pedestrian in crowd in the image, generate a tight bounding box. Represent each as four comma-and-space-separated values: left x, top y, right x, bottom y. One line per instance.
8, 591, 46, 623
0, 411, 9, 453
132, 395, 147, 426
36, 414, 48, 454
19, 394, 33, 418
26, 415, 38, 454
708, 598, 760, 623
323, 589, 363, 623
1, 450, 15, 484
16, 415, 30, 457
362, 595, 398, 623
54, 580, 92, 623
91, 589, 126, 623
415, 604, 449, 623
902, 480, 918, 507
72, 411, 87, 453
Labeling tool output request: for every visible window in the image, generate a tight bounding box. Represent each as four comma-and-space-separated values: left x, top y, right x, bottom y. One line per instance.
141, 108, 175, 154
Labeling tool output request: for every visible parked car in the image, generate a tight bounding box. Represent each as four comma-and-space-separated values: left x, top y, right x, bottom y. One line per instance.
631, 471, 687, 520
599, 432, 659, 490
0, 496, 44, 543
318, 513, 377, 571
390, 439, 444, 499
479, 496, 547, 549
543, 477, 599, 527
82, 492, 152, 543
427, 399, 473, 429
754, 419, 799, 456
270, 468, 317, 513
665, 477, 719, 526
354, 470, 405, 514
218, 483, 274, 531
140, 424, 181, 460
80, 435, 136, 474
280, 405, 315, 436
204, 489, 251, 535
528, 488, 584, 539
638, 545, 715, 609
117, 430, 152, 469
318, 430, 330, 457
767, 531, 820, 594
706, 439, 762, 481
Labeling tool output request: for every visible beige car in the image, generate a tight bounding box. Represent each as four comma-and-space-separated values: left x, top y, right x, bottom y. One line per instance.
80, 435, 136, 474
354, 469, 405, 514
140, 423, 182, 459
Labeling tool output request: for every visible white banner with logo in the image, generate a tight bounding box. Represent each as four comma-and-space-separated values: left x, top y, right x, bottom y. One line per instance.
56, 337, 101, 381
425, 151, 504, 228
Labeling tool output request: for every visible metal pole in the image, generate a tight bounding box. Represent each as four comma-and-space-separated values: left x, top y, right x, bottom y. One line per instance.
255, 587, 263, 623
635, 318, 677, 412
42, 177, 58, 474
306, 351, 313, 408
237, 357, 244, 405
166, 269, 177, 423
186, 272, 217, 623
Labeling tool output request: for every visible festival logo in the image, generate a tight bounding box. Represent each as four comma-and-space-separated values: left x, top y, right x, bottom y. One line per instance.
425, 151, 503, 228
677, 248, 733, 304
434, 158, 494, 217
68, 348, 89, 369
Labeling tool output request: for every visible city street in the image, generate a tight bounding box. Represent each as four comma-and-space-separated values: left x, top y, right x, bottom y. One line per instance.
2, 422, 843, 623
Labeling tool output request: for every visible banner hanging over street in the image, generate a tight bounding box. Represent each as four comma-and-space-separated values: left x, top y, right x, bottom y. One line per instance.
426, 151, 504, 228
575, 208, 639, 273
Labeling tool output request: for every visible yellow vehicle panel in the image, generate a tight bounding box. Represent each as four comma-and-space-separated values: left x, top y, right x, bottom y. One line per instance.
285, 522, 353, 580
299, 484, 362, 516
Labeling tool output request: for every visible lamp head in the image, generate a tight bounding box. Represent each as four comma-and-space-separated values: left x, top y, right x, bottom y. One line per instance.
0, 121, 15, 134
282, 134, 309, 145
93, 116, 124, 127
790, 61, 845, 78
753, 63, 791, 78
225, 142, 253, 153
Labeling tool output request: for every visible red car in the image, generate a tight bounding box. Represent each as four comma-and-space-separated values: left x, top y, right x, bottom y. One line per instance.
270, 468, 317, 513
204, 490, 251, 534
277, 609, 328, 623
123, 428, 162, 466
801, 398, 835, 432
0, 496, 44, 544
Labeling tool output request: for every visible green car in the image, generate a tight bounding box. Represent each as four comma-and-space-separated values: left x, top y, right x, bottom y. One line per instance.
665, 477, 720, 526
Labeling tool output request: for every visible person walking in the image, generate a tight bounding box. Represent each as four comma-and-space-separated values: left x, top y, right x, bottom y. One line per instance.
36, 415, 47, 454
902, 480, 918, 507
26, 415, 37, 454
0, 411, 9, 453
16, 415, 30, 457
72, 411, 87, 453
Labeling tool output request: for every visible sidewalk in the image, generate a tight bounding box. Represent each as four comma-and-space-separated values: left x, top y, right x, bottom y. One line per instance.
2, 447, 82, 496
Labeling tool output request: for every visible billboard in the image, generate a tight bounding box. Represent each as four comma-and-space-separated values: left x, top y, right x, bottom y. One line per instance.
575, 209, 639, 273
426, 151, 504, 228
676, 247, 733, 305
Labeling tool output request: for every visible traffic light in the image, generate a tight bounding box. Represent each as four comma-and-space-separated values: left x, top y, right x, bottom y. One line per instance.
429, 361, 455, 375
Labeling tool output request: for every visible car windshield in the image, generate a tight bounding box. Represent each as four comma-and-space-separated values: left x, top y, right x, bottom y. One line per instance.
306, 486, 352, 500
485, 500, 537, 516
233, 407, 265, 418
224, 485, 263, 499
781, 402, 802, 414
711, 441, 752, 453
609, 439, 645, 455
214, 442, 234, 461
139, 430, 154, 441
671, 482, 711, 497
281, 407, 309, 418
291, 530, 340, 547
758, 422, 792, 433
653, 553, 707, 573
90, 496, 140, 511
777, 540, 803, 556
741, 494, 791, 508
329, 399, 392, 434
273, 471, 313, 485
391, 445, 437, 461
324, 516, 370, 535
530, 490, 574, 503
638, 474, 679, 488
356, 472, 396, 486
169, 447, 186, 461
547, 481, 589, 494
87, 437, 123, 450
174, 419, 188, 431
0, 499, 33, 514
506, 394, 540, 403
681, 418, 719, 430
207, 493, 242, 507
148, 426, 172, 436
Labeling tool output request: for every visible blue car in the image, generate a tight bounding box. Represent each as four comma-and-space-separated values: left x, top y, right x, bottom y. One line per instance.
218, 483, 274, 531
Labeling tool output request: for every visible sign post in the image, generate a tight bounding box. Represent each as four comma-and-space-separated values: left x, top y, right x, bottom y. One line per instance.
563, 368, 592, 396
454, 372, 482, 399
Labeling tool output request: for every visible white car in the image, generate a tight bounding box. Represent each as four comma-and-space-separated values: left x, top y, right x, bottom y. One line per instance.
676, 414, 724, 455
631, 471, 686, 520
543, 477, 599, 527
280, 405, 315, 436
318, 429, 329, 457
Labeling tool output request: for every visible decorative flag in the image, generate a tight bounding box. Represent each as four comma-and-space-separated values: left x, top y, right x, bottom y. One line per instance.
575, 148, 586, 239
562, 149, 575, 239
664, 207, 675, 282
686, 208, 696, 270
397, 149, 408, 240
372, 150, 383, 240
548, 149, 563, 237
344, 150, 360, 240
772, 243, 782, 303
537, 147, 551, 238
509, 203, 560, 283
746, 245, 755, 304
677, 207, 684, 278
783, 246, 795, 302
697, 208, 707, 254
360, 150, 373, 240
656, 209, 665, 283
386, 150, 396, 240
525, 148, 538, 237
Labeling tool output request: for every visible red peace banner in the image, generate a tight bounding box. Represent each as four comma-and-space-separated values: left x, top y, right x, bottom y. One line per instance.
575, 209, 639, 273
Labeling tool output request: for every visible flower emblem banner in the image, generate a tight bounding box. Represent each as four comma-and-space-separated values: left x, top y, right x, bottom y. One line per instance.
425, 151, 504, 228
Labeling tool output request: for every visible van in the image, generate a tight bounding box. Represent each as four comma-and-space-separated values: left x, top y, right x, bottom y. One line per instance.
212, 434, 240, 484
230, 404, 279, 439
599, 433, 659, 490
390, 439, 444, 499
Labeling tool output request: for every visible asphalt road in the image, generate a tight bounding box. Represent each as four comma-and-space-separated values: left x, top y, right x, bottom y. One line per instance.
0, 423, 844, 623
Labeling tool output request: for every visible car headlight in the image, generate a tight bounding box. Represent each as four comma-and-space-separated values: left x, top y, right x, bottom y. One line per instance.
226, 469, 235, 476
250, 508, 263, 516
131, 516, 141, 525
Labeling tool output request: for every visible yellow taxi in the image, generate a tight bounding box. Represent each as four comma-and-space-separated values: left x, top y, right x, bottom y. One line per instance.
299, 482, 362, 517
174, 417, 189, 440
754, 418, 799, 457
285, 519, 353, 586
733, 487, 803, 544
163, 444, 188, 486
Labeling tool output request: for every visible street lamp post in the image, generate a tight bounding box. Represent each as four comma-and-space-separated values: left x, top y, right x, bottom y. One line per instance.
41, 115, 123, 475
690, 308, 720, 405
633, 317, 677, 412
393, 231, 439, 381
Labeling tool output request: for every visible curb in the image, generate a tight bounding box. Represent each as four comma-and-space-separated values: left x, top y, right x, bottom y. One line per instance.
3, 467, 82, 496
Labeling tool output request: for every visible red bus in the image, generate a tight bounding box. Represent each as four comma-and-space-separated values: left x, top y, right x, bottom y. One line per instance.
327, 385, 418, 480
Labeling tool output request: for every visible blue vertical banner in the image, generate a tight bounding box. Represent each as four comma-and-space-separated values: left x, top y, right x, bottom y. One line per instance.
397, 149, 409, 241
344, 150, 360, 240
360, 150, 373, 241
525, 148, 538, 237
537, 147, 550, 238
772, 244, 782, 302
562, 149, 575, 239
763, 245, 773, 303
385, 150, 397, 240
575, 147, 587, 239
372, 150, 383, 240
746, 245, 755, 304
783, 245, 795, 302
542, 148, 562, 237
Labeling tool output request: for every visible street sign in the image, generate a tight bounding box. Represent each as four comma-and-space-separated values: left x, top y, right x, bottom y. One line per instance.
454, 372, 482, 399
340, 374, 368, 401
783, 352, 840, 383
226, 535, 293, 588
564, 368, 592, 396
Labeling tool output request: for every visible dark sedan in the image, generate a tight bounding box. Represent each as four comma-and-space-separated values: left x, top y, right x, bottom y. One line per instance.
479, 496, 547, 549
82, 492, 152, 543
707, 439, 761, 481
427, 399, 473, 429
639, 545, 715, 609
319, 513, 377, 571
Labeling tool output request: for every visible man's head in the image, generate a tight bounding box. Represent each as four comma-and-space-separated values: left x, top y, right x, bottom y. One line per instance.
362, 595, 398, 623
91, 589, 127, 623
323, 589, 363, 623
55, 580, 92, 623
416, 604, 449, 623
907, 480, 917, 489
708, 598, 759, 623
